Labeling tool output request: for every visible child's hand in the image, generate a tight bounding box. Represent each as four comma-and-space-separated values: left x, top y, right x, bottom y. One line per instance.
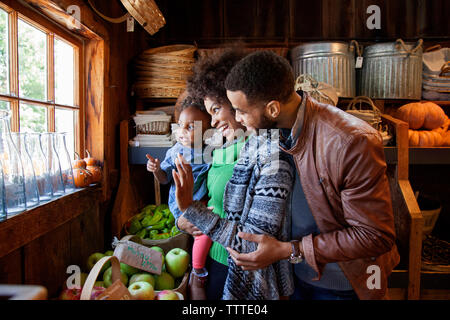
146, 154, 160, 173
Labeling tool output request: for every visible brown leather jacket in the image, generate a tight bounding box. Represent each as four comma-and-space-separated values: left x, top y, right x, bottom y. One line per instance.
280, 93, 400, 300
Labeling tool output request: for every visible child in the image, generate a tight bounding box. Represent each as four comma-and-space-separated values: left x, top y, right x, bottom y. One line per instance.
146, 96, 212, 300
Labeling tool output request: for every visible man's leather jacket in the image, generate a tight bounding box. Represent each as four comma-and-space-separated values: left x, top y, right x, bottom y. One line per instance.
280, 93, 400, 300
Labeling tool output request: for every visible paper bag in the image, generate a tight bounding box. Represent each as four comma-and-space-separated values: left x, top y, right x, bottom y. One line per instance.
113, 240, 163, 275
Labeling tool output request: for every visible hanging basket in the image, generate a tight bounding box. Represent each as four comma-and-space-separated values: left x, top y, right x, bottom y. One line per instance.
119, 0, 166, 35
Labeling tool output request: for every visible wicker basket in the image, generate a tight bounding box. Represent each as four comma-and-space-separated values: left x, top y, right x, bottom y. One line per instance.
133, 111, 172, 135
133, 44, 196, 98
345, 96, 382, 129
120, 0, 166, 35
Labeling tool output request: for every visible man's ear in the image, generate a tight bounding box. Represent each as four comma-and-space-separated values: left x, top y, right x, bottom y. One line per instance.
265, 100, 281, 119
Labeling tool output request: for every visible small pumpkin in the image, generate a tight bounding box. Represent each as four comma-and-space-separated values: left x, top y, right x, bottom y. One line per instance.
73, 152, 87, 169
85, 150, 102, 183
73, 167, 93, 188
396, 102, 446, 130
408, 129, 443, 147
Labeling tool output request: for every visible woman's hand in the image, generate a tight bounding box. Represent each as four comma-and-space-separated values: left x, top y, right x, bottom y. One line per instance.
176, 216, 203, 237
173, 153, 194, 212
226, 232, 292, 271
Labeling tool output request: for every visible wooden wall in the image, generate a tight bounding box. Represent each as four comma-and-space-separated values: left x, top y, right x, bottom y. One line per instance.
152, 0, 450, 45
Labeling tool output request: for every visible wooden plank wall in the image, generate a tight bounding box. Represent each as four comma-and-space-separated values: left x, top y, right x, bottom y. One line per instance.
152, 0, 450, 45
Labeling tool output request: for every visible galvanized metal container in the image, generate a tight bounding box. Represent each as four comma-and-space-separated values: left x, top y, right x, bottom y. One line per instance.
359, 40, 423, 99
290, 42, 355, 97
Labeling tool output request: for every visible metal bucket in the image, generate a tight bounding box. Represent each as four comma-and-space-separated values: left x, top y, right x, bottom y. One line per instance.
359, 39, 423, 99
290, 42, 356, 97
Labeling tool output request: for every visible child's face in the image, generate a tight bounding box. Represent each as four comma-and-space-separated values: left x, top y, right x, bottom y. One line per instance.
177, 106, 211, 147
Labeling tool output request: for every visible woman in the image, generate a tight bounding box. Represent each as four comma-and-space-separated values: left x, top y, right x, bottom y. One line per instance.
176, 49, 295, 300
177, 49, 249, 300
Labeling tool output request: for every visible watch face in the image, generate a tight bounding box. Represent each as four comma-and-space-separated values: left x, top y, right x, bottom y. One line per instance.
289, 255, 303, 264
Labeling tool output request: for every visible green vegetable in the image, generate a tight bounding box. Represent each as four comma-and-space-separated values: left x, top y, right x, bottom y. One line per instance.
141, 211, 163, 227
129, 219, 142, 235
170, 225, 181, 237
136, 229, 146, 239
145, 218, 168, 231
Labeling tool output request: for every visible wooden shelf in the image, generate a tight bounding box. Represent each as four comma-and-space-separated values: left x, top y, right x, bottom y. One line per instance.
128, 145, 171, 165
408, 147, 450, 165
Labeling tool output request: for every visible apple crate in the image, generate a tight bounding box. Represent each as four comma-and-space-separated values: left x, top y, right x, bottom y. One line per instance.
120, 235, 191, 298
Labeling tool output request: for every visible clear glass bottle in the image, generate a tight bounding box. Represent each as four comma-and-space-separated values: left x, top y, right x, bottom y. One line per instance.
54, 133, 75, 193
28, 133, 53, 202
0, 110, 26, 215
11, 132, 39, 208
40, 132, 65, 197
0, 159, 6, 222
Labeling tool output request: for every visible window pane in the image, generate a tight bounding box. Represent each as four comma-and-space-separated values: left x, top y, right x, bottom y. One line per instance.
55, 39, 74, 106
18, 19, 47, 101
0, 100, 9, 111
20, 103, 47, 133
0, 9, 9, 94
55, 108, 75, 159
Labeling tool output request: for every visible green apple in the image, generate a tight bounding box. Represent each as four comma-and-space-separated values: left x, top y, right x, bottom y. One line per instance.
156, 289, 180, 300
104, 250, 114, 256
87, 252, 106, 271
103, 266, 128, 288
128, 281, 155, 300
165, 248, 190, 278
154, 271, 175, 290
94, 281, 105, 288
129, 273, 155, 287
150, 246, 165, 265
120, 263, 139, 276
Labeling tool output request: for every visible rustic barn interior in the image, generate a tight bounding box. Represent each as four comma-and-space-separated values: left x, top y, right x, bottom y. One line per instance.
0, 0, 449, 301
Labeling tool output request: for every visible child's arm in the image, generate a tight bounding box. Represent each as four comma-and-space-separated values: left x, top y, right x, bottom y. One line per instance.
146, 154, 169, 184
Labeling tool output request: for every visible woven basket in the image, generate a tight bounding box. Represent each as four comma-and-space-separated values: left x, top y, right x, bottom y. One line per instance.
120, 0, 166, 35
133, 111, 171, 135
345, 96, 382, 129
133, 44, 196, 98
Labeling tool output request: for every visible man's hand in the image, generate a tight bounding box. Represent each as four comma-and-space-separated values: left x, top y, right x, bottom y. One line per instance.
177, 215, 203, 237
226, 232, 292, 271
173, 153, 194, 212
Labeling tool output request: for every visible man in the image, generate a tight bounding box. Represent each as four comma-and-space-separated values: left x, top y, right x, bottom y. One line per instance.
221, 50, 400, 300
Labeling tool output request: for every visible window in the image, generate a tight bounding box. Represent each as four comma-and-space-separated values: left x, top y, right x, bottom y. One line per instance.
0, 2, 81, 159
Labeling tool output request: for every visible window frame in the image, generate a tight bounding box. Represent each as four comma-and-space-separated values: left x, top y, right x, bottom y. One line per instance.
0, 0, 84, 157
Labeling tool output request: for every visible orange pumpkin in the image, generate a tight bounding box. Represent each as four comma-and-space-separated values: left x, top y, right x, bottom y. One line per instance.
85, 150, 102, 183
443, 132, 450, 146
396, 102, 446, 130
73, 168, 92, 188
408, 129, 444, 147
73, 152, 87, 169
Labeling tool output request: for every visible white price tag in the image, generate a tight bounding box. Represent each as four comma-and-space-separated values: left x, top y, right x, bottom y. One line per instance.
355, 56, 364, 69
127, 16, 135, 32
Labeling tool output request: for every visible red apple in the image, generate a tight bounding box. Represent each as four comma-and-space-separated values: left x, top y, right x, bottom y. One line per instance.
91, 286, 106, 300
59, 287, 81, 300
156, 290, 180, 300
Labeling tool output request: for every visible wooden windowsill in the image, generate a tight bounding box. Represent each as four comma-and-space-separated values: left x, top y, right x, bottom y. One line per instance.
0, 184, 102, 259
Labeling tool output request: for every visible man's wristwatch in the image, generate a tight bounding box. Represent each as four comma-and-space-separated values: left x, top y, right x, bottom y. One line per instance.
288, 240, 303, 264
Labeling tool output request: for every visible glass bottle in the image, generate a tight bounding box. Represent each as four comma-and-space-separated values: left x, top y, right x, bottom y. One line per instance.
0, 159, 6, 222
0, 110, 26, 215
26, 133, 53, 202
40, 132, 65, 197
54, 133, 75, 193
11, 133, 39, 208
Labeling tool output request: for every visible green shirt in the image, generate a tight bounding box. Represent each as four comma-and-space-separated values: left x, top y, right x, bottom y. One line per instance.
207, 139, 245, 266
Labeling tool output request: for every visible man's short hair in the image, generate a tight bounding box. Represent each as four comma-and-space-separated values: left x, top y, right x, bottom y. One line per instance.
225, 50, 295, 105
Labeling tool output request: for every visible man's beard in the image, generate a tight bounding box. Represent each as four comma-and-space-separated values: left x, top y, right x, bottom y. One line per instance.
258, 114, 277, 130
